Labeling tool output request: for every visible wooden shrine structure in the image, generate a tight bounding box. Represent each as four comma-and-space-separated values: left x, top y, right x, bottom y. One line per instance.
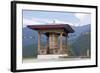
27, 24, 74, 59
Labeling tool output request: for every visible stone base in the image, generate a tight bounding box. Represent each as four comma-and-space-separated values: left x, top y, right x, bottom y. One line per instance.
38, 54, 68, 59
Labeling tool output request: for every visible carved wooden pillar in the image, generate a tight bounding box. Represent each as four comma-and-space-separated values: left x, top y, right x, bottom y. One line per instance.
38, 31, 41, 51
60, 32, 63, 54
46, 36, 49, 48
46, 35, 49, 54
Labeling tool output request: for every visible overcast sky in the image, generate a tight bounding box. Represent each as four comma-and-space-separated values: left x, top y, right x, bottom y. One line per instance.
23, 10, 91, 27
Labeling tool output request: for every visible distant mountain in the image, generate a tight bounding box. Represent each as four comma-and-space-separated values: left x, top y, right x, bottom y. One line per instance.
68, 24, 90, 44
70, 32, 91, 56
22, 24, 91, 58
23, 44, 37, 58
22, 27, 46, 46
23, 24, 90, 45
22, 27, 46, 58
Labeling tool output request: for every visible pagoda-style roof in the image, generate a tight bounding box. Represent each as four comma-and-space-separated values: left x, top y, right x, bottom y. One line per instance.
27, 24, 74, 33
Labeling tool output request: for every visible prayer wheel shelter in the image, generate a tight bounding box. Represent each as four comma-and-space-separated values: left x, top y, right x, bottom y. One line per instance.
27, 24, 74, 59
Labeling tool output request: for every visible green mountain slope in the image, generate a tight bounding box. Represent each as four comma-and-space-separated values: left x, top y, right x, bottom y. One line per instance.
70, 32, 91, 57
23, 44, 37, 58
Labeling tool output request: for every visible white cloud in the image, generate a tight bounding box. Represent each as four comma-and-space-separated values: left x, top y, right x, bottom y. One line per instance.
31, 18, 51, 24
75, 13, 89, 22
23, 18, 41, 25
52, 19, 73, 26
32, 18, 74, 25
23, 18, 44, 27
23, 17, 74, 27
74, 13, 91, 26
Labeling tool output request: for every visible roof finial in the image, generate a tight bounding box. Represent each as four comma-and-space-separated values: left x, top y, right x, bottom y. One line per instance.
53, 20, 55, 23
